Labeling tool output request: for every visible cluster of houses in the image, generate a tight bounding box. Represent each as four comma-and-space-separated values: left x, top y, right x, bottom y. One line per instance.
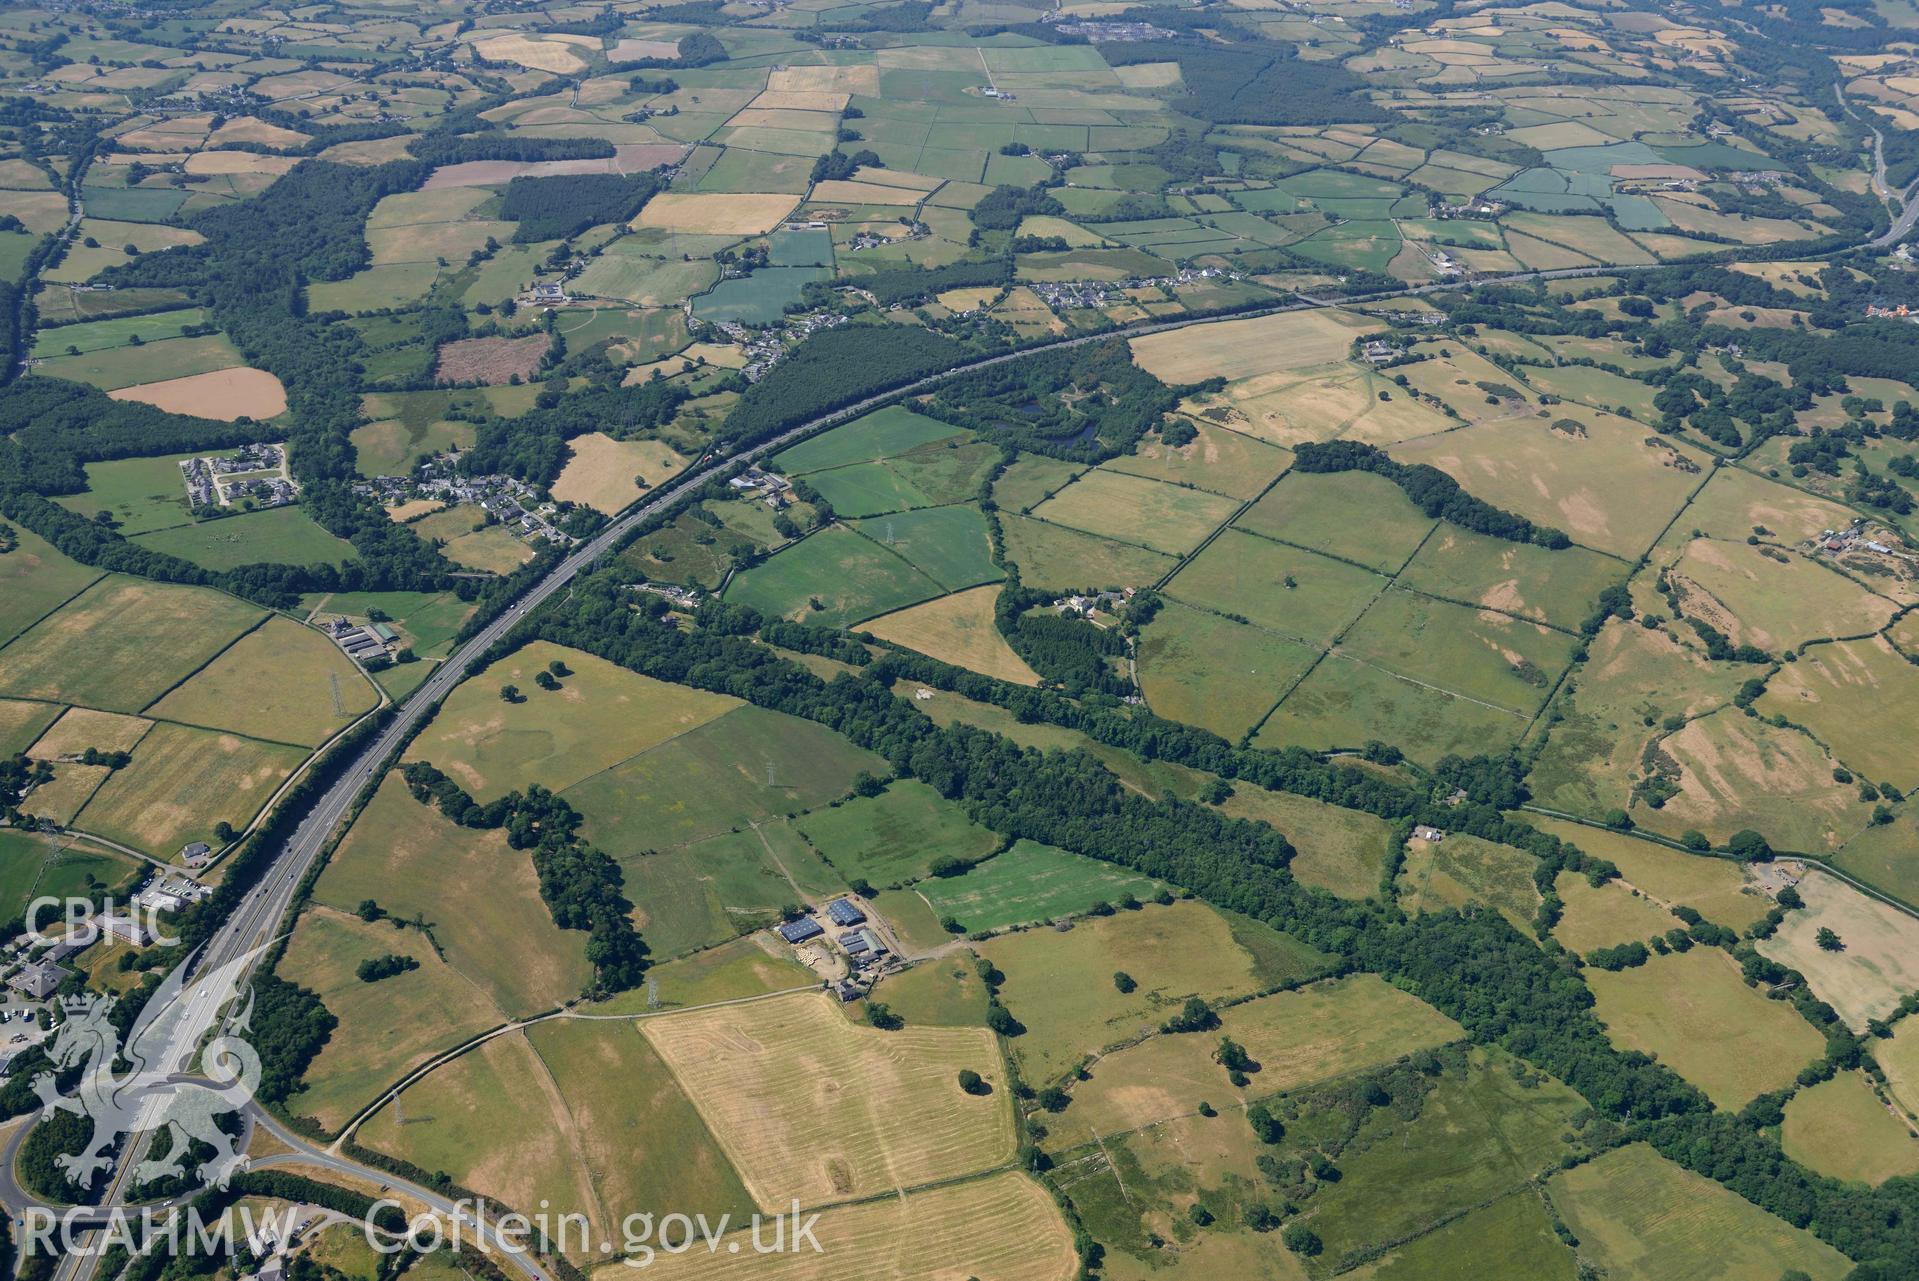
630, 581, 703, 610
324, 616, 402, 665
415, 458, 576, 547
700, 309, 848, 383
1435, 198, 1506, 220
179, 443, 298, 511
1029, 265, 1238, 314
1053, 19, 1178, 40
1864, 301, 1919, 322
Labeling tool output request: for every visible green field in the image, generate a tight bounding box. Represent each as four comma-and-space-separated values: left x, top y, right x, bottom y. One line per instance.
690, 266, 829, 325
1167, 529, 1386, 646
1235, 471, 1436, 573
980, 900, 1328, 1088
1395, 528, 1624, 631
993, 455, 1083, 514
56, 452, 206, 536
623, 823, 846, 958
1398, 832, 1543, 931
29, 307, 210, 359
1781, 1069, 1919, 1186
776, 405, 967, 474
0, 526, 102, 649
133, 507, 358, 572
1137, 602, 1318, 741
999, 513, 1178, 591
1289, 1051, 1593, 1273
1550, 1144, 1850, 1281
0, 576, 264, 713
1338, 588, 1577, 714
0, 831, 138, 925
914, 840, 1167, 932
796, 779, 999, 888
722, 524, 945, 627
1586, 948, 1825, 1108
565, 704, 885, 853
1032, 469, 1242, 556
278, 907, 510, 1133
147, 616, 378, 746
32, 333, 246, 391
848, 504, 1002, 591
1218, 785, 1398, 899
1258, 652, 1532, 763
407, 641, 739, 800
803, 440, 1002, 518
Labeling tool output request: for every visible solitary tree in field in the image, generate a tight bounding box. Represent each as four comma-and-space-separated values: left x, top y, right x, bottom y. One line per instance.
1817, 927, 1844, 952
499, 684, 521, 703
957, 1069, 990, 1096
534, 670, 560, 691
1113, 971, 1136, 994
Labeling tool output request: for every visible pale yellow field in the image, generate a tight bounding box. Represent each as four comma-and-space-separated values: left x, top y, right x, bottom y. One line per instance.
1760, 637, 1918, 787
809, 180, 921, 206
549, 432, 691, 514
184, 151, 300, 176
1389, 412, 1708, 558
1641, 710, 1862, 855
1881, 1017, 1919, 1119
475, 32, 592, 73
1758, 869, 1919, 1030
27, 707, 152, 760
768, 65, 883, 95
604, 1172, 1076, 1281
1130, 308, 1379, 383
637, 193, 800, 235
641, 991, 1015, 1208
1052, 975, 1461, 1147
1553, 871, 1683, 953
1525, 819, 1768, 930
109, 367, 287, 420
1781, 1070, 1919, 1186
863, 585, 1040, 685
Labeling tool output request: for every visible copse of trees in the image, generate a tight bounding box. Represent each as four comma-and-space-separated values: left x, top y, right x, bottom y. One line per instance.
500, 171, 667, 242
720, 326, 963, 453
924, 339, 1193, 462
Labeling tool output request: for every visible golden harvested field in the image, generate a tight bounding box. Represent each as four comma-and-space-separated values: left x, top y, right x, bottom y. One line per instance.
148, 617, 379, 747
1641, 710, 1862, 855
1389, 415, 1708, 559
1759, 637, 1919, 788
1129, 308, 1379, 383
277, 907, 505, 1133
1551, 871, 1682, 954
1587, 948, 1824, 1109
474, 32, 593, 73
27, 707, 151, 759
549, 432, 690, 514
1052, 975, 1460, 1147
767, 64, 883, 95
1525, 819, 1768, 930
608, 1172, 1076, 1281
1031, 469, 1242, 556
183, 151, 300, 176
861, 585, 1040, 685
1757, 869, 1919, 1030
641, 991, 1015, 1208
808, 180, 923, 205
405, 639, 738, 800
1781, 1070, 1919, 1186
74, 722, 306, 855
109, 366, 288, 420
0, 700, 63, 758
313, 772, 593, 1014
20, 765, 109, 825
638, 193, 801, 235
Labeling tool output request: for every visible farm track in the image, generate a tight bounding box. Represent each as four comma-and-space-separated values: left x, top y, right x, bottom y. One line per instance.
35, 225, 1919, 1281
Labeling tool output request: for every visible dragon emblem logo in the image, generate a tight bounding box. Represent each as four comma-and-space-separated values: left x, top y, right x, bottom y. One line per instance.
32, 942, 270, 1192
